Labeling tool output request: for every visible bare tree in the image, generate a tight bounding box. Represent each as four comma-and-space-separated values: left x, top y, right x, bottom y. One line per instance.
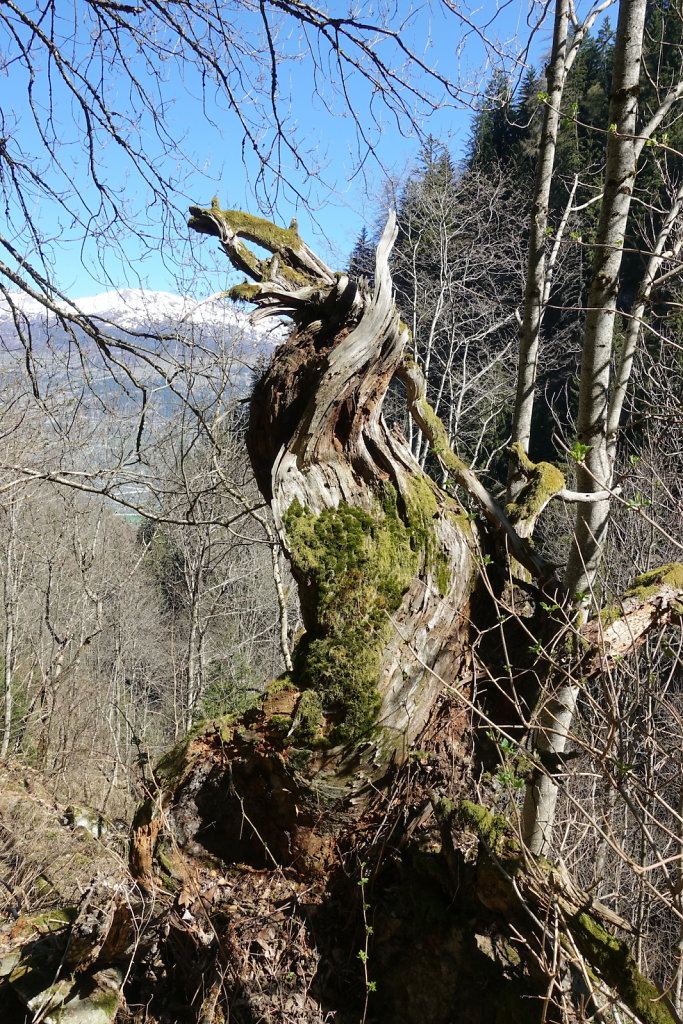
510, 0, 618, 489
389, 159, 528, 474
520, 0, 683, 858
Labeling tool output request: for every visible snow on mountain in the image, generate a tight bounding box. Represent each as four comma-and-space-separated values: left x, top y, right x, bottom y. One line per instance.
0, 287, 284, 348
66, 289, 251, 333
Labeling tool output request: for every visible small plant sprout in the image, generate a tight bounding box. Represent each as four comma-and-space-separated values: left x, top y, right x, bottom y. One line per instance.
569, 441, 592, 463
625, 493, 651, 510
358, 862, 375, 1022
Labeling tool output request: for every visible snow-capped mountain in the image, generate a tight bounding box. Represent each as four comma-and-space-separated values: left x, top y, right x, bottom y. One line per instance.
0, 287, 283, 352
0, 289, 284, 495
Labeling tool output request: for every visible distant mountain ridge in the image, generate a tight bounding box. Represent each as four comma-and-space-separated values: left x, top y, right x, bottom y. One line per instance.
0, 287, 283, 350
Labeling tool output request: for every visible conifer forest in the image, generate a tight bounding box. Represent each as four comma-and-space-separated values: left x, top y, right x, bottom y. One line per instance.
1, 1, 683, 1022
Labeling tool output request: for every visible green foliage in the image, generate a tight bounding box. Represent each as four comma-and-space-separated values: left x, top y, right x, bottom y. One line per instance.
467, 73, 521, 172
568, 441, 592, 463
624, 492, 652, 510
484, 731, 530, 795
347, 226, 376, 283
199, 661, 258, 719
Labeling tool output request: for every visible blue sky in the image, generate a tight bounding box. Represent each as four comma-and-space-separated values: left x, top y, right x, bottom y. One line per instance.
1, 0, 561, 301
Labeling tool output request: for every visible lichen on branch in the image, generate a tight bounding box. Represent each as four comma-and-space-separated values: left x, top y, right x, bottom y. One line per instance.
505, 442, 566, 534
396, 356, 560, 587
582, 562, 683, 664
187, 203, 336, 304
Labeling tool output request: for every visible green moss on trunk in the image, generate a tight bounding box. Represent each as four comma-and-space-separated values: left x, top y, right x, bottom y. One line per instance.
284, 498, 418, 741
570, 912, 677, 1024
625, 563, 683, 601
458, 801, 517, 858
228, 282, 261, 302
209, 208, 301, 252
506, 443, 565, 525
283, 485, 455, 742
459, 802, 677, 1024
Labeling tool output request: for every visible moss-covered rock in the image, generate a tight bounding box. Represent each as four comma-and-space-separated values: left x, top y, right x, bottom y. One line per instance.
64, 805, 105, 839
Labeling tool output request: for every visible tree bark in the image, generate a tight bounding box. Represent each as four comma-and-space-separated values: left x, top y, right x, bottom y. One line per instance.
510, 0, 570, 489
509, 0, 617, 497
564, 0, 647, 597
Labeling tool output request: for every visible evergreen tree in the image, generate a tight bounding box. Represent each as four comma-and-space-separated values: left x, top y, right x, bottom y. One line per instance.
467, 72, 521, 172
347, 226, 376, 283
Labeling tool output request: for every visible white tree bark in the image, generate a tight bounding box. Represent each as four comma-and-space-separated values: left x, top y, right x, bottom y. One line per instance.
510, 0, 616, 496
522, 0, 649, 856
510, 0, 570, 488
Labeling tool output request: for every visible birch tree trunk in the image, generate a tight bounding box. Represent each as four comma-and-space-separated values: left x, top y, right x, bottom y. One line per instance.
522, 0, 650, 856
510, 0, 570, 487
509, 0, 617, 497
0, 495, 25, 759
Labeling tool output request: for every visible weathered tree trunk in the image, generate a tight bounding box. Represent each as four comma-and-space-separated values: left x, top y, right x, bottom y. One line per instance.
123, 209, 490, 1023
2, 210, 681, 1024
